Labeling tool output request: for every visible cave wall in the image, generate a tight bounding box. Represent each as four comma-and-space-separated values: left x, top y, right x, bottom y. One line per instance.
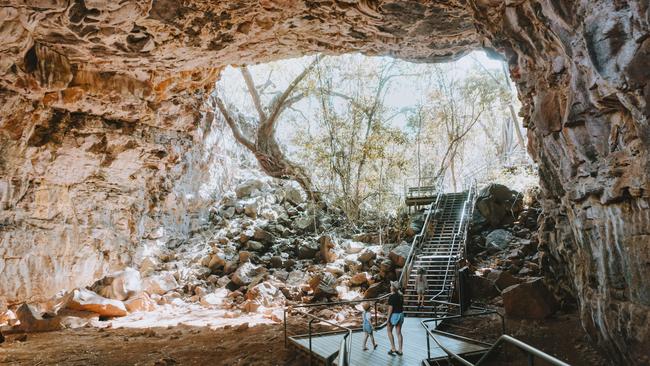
469, 1, 649, 363
0, 0, 648, 363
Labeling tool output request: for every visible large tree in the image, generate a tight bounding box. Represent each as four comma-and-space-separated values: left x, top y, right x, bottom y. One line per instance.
212, 58, 321, 201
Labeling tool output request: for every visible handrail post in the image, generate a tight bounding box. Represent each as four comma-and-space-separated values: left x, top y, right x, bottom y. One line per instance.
528, 353, 535, 366
426, 324, 431, 360
374, 300, 378, 328
284, 308, 288, 347
308, 318, 315, 366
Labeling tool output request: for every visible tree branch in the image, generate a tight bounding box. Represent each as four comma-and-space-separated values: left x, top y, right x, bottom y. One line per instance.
264, 56, 320, 131
240, 65, 268, 122
214, 95, 256, 151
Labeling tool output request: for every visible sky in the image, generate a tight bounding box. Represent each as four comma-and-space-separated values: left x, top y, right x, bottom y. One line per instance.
217, 50, 513, 134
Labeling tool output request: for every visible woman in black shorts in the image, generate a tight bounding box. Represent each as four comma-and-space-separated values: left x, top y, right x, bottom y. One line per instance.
386, 281, 404, 356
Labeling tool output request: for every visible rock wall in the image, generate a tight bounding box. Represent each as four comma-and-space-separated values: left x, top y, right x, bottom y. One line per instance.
0, 0, 648, 363
469, 1, 649, 363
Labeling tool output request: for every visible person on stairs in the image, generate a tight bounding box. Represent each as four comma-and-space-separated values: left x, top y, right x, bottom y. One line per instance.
386, 281, 404, 356
361, 302, 378, 351
416, 268, 427, 310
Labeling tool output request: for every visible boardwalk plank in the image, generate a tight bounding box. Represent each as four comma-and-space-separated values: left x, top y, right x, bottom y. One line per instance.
290, 317, 487, 365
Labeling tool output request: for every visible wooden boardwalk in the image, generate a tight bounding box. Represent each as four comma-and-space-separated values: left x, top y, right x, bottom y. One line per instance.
290, 317, 488, 365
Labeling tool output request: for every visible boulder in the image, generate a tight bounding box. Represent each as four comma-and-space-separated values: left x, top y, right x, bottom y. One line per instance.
235, 179, 264, 198
319, 235, 336, 263
246, 240, 265, 252
467, 275, 500, 299
269, 256, 283, 268
358, 248, 376, 263
282, 186, 304, 205
293, 215, 317, 233
142, 272, 179, 295
253, 227, 274, 243
239, 250, 252, 263
232, 262, 260, 286
388, 244, 411, 267
485, 229, 514, 249
486, 270, 522, 291
475, 184, 523, 227
244, 202, 258, 218
124, 292, 156, 312
325, 263, 344, 276
364, 283, 383, 299
246, 281, 286, 307
92, 267, 142, 301
297, 241, 319, 259
16, 303, 62, 332
200, 288, 229, 307
309, 272, 338, 298
139, 257, 158, 276
502, 278, 558, 319
343, 240, 365, 254
65, 289, 127, 317
286, 270, 309, 287
350, 272, 369, 286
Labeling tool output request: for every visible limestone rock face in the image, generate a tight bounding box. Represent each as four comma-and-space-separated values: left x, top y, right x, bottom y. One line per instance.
0, 1, 648, 363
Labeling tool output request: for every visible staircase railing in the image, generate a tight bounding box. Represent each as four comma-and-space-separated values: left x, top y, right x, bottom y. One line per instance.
399, 179, 445, 290
429, 182, 476, 305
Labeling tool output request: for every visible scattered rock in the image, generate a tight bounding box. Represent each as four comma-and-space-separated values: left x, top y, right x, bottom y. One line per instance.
388, 244, 411, 267
142, 272, 180, 296
232, 262, 260, 286
485, 229, 514, 249
358, 249, 376, 263
297, 241, 319, 260
319, 235, 336, 263
364, 283, 383, 299
92, 267, 142, 301
16, 303, 62, 332
200, 288, 229, 307
350, 272, 369, 286
235, 179, 264, 198
65, 289, 128, 317
486, 270, 522, 291
124, 292, 157, 312
502, 278, 558, 319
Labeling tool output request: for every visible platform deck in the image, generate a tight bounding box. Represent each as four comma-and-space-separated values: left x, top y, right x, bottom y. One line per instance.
289, 317, 488, 365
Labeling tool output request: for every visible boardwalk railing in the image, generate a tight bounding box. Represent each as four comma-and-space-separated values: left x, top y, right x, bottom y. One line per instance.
421, 309, 569, 366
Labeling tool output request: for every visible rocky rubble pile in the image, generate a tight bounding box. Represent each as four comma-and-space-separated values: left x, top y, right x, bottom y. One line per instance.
464, 184, 560, 319
0, 178, 412, 332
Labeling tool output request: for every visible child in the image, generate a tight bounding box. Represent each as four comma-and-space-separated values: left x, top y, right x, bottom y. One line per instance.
361, 302, 378, 351
416, 268, 427, 310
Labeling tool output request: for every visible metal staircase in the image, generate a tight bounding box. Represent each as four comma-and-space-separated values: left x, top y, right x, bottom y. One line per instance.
403, 190, 475, 317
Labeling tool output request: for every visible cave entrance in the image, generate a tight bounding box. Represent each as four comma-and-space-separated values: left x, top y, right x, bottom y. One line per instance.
211, 51, 536, 222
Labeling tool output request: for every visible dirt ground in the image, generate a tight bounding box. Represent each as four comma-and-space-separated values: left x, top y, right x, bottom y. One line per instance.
0, 309, 612, 366
0, 323, 303, 366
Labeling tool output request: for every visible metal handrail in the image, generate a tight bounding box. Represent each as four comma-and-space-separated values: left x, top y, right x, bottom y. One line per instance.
293, 308, 353, 366
429, 182, 476, 304
399, 179, 445, 290
422, 319, 569, 366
